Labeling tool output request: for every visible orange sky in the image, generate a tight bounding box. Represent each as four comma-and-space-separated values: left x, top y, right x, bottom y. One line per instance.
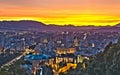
0, 0, 120, 26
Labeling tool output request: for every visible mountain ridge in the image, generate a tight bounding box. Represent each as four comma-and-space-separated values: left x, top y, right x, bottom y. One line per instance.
1, 20, 120, 27
0, 20, 120, 32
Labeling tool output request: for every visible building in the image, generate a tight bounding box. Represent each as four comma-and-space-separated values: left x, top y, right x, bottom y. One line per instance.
74, 37, 79, 51
56, 48, 76, 55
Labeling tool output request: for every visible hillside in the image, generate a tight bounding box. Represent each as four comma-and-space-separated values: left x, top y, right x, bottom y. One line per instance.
62, 40, 120, 75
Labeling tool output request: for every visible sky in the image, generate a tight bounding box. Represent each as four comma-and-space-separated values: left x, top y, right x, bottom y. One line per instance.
0, 0, 120, 26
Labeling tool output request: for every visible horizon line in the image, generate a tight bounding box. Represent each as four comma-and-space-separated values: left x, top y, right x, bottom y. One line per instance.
0, 19, 120, 27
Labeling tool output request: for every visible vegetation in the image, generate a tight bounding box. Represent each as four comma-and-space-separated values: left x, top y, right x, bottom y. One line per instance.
61, 40, 120, 75
0, 58, 28, 75
0, 53, 20, 67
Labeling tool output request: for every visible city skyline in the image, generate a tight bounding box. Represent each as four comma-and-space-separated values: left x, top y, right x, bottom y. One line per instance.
0, 0, 120, 26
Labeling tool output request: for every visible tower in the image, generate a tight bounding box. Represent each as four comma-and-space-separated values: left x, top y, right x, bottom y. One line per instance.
74, 37, 79, 51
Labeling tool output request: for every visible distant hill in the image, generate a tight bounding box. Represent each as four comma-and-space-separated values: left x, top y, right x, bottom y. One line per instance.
0, 20, 46, 31
0, 20, 120, 32
115, 23, 120, 27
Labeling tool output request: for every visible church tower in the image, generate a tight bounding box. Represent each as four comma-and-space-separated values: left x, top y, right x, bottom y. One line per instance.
74, 37, 79, 51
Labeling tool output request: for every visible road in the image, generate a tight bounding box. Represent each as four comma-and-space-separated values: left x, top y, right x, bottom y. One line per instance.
0, 48, 34, 68
0, 54, 24, 68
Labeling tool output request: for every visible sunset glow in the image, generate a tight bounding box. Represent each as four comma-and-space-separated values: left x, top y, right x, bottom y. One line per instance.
0, 0, 120, 26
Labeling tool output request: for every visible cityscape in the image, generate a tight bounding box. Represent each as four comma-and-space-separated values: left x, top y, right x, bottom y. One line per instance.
0, 21, 120, 75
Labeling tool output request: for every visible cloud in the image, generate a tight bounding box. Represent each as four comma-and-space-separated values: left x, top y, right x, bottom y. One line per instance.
0, 0, 120, 8
94, 20, 120, 23
0, 0, 120, 18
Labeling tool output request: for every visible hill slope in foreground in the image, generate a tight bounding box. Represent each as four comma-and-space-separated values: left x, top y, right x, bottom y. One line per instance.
63, 40, 120, 75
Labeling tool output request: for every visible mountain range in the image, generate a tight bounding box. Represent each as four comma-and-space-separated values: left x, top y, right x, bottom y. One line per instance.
0, 20, 120, 32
